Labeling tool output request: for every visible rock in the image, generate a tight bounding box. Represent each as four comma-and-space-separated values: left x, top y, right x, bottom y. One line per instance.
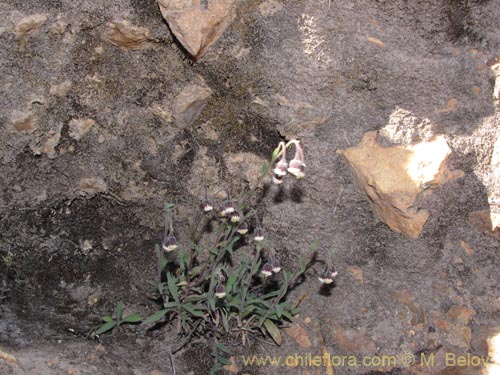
11, 111, 36, 132
225, 152, 267, 187
49, 81, 72, 97
42, 124, 63, 158
285, 323, 312, 348
347, 266, 364, 284
222, 356, 239, 373
446, 306, 475, 325
172, 79, 212, 128
15, 14, 48, 36
367, 36, 385, 49
68, 118, 96, 140
104, 21, 152, 51
338, 131, 462, 238
78, 178, 107, 195
331, 326, 376, 354
157, 0, 235, 60
468, 210, 500, 240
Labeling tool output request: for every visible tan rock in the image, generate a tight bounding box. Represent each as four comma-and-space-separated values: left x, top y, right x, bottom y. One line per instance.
79, 178, 107, 194
11, 111, 36, 132
338, 131, 462, 238
173, 79, 212, 128
367, 36, 385, 49
157, 0, 235, 60
468, 210, 500, 240
285, 323, 312, 348
15, 14, 48, 36
104, 21, 151, 50
68, 118, 96, 140
42, 124, 63, 158
347, 266, 364, 284
331, 326, 376, 354
222, 356, 239, 373
446, 306, 475, 325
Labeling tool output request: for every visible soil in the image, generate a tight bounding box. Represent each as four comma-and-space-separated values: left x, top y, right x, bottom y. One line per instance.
1, 0, 499, 374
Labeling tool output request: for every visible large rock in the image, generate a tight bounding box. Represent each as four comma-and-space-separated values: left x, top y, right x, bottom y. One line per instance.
338, 131, 462, 239
158, 0, 235, 60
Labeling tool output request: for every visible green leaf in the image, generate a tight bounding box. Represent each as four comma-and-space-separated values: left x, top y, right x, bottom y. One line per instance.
221, 312, 229, 332
261, 161, 269, 176
115, 301, 124, 321
144, 309, 169, 323
122, 313, 142, 323
102, 316, 113, 323
182, 303, 205, 318
167, 272, 179, 303
164, 203, 175, 211
216, 341, 232, 355
217, 355, 232, 366
310, 239, 319, 252
96, 321, 117, 335
189, 266, 203, 277
225, 270, 239, 295
263, 319, 282, 346
271, 144, 281, 161
276, 303, 284, 319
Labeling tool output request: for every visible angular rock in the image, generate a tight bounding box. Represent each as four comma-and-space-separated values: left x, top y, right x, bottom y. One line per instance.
104, 21, 152, 51
338, 131, 462, 238
15, 14, 48, 36
157, 0, 235, 60
172, 79, 212, 128
284, 323, 312, 348
68, 118, 96, 140
78, 178, 107, 195
11, 111, 36, 132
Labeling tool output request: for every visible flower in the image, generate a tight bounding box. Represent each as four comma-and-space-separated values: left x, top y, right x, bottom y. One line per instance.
215, 283, 226, 299
237, 222, 249, 235
273, 161, 288, 177
271, 259, 281, 273
254, 226, 264, 242
261, 263, 273, 277
222, 201, 235, 216
203, 201, 213, 212
162, 235, 178, 252
287, 140, 306, 178
318, 266, 338, 284
230, 211, 241, 223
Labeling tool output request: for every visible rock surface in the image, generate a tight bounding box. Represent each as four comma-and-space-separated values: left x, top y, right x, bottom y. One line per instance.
172, 78, 212, 128
338, 131, 462, 238
158, 0, 235, 60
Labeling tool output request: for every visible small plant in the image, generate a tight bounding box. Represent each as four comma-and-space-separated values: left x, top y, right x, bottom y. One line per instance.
97, 140, 334, 373
96, 301, 142, 335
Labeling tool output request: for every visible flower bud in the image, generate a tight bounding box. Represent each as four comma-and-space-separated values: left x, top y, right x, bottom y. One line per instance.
222, 201, 235, 215
237, 222, 249, 235
318, 266, 338, 284
254, 227, 264, 242
215, 283, 226, 299
230, 211, 241, 223
162, 235, 178, 252
271, 259, 281, 273
261, 263, 273, 277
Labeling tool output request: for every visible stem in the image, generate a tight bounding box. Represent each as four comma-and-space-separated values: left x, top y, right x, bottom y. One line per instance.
238, 247, 260, 324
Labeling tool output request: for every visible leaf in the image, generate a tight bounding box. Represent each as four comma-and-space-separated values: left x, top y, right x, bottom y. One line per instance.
164, 203, 175, 211
189, 266, 203, 277
102, 316, 113, 323
310, 239, 319, 252
96, 321, 117, 335
122, 313, 142, 323
182, 303, 205, 318
261, 161, 269, 177
144, 309, 170, 323
216, 341, 231, 354
225, 270, 239, 295
217, 355, 232, 366
167, 272, 179, 303
276, 303, 284, 319
271, 144, 281, 161
115, 301, 124, 321
263, 319, 282, 346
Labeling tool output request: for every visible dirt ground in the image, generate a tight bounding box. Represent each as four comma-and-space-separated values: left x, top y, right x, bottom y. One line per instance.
1, 0, 500, 374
